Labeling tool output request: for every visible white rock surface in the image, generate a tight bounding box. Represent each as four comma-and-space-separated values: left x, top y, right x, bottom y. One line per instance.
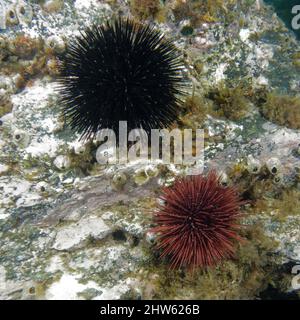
0, 164, 9, 174
45, 273, 101, 300
52, 216, 111, 251
53, 155, 71, 170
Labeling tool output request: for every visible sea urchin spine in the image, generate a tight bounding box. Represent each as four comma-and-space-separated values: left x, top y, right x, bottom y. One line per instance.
152, 171, 243, 270
57, 18, 185, 139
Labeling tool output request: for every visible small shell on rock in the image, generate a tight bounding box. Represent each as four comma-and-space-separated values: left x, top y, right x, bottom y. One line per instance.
134, 168, 150, 186
145, 231, 156, 244
111, 172, 127, 190
72, 142, 87, 155
219, 171, 229, 186
16, 1, 33, 24
35, 181, 49, 193
144, 165, 159, 178
266, 157, 282, 175
272, 174, 283, 185
45, 35, 66, 54
12, 129, 30, 147
0, 163, 9, 175
53, 155, 71, 170
246, 155, 261, 175
6, 7, 19, 26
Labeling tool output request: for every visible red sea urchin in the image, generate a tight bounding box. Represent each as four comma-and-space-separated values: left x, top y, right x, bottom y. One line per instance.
152, 171, 243, 270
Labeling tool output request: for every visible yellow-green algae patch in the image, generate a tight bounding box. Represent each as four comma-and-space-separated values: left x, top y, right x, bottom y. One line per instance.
260, 93, 300, 130
179, 80, 253, 129
252, 189, 300, 222
172, 0, 237, 26
228, 163, 274, 196
180, 94, 216, 129
207, 83, 251, 121
138, 223, 290, 299
130, 0, 163, 21
291, 52, 300, 69
225, 157, 300, 223
0, 93, 13, 117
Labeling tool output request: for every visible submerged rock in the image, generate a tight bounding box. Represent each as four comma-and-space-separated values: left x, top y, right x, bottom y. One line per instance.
0, 0, 300, 300
52, 216, 111, 251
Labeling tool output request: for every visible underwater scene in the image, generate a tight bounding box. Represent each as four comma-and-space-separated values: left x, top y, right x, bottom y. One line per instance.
0, 0, 300, 300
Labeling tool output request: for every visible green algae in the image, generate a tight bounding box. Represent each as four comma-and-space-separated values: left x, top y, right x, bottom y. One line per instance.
0, 94, 13, 118
227, 159, 300, 224
228, 162, 280, 200
260, 93, 300, 129
254, 188, 300, 222
0, 222, 57, 293
139, 223, 288, 299
207, 83, 250, 121
180, 94, 215, 129
130, 0, 162, 20
172, 0, 237, 26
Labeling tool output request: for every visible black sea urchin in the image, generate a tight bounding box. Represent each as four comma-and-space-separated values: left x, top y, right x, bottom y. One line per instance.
57, 18, 185, 139
152, 171, 243, 270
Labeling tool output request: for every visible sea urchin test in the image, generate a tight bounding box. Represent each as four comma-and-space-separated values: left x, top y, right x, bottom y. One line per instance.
57, 18, 185, 139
